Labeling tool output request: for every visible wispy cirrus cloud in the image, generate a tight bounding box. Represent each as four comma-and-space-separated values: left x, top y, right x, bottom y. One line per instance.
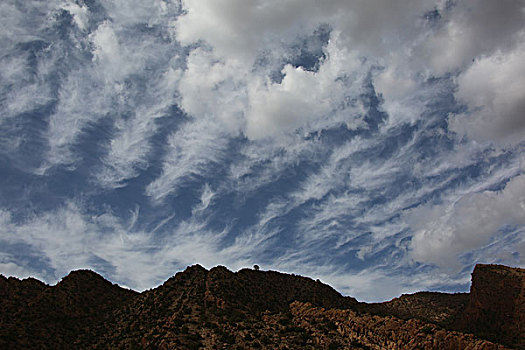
145, 117, 231, 202
23, 1, 183, 176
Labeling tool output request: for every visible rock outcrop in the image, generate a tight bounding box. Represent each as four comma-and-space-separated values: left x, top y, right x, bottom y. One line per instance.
457, 264, 524, 349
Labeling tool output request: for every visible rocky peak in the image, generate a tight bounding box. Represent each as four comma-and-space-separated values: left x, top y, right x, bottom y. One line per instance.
57, 269, 111, 288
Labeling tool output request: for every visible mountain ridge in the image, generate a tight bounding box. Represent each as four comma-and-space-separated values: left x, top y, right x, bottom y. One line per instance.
1, 264, 523, 349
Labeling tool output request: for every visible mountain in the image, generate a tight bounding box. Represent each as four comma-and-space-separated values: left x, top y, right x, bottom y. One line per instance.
0, 264, 522, 349
0, 270, 137, 348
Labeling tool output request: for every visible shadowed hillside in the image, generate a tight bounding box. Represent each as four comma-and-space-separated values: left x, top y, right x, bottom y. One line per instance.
1, 264, 522, 349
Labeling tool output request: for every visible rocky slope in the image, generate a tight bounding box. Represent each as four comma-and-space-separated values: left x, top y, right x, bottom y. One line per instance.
360, 291, 469, 327
0, 264, 522, 349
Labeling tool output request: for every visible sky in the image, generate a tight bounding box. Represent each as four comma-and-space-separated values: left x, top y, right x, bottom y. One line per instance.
0, 0, 524, 302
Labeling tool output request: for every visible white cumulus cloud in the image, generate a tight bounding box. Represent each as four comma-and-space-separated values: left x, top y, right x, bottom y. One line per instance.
450, 43, 525, 145
409, 174, 525, 269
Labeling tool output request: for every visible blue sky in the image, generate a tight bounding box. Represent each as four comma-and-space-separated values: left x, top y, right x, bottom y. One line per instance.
1, 0, 524, 301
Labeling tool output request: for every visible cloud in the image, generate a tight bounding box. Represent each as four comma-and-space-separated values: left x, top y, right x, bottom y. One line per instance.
373, 63, 419, 102
177, 47, 247, 133
0, 47, 54, 122
450, 43, 525, 145
43, 69, 114, 169
226, 134, 325, 198
369, 0, 525, 146
145, 117, 230, 202
0, 194, 477, 301
174, 0, 321, 61
2, 0, 183, 177
418, 0, 525, 74
321, 267, 471, 303
96, 66, 181, 188
174, 0, 523, 144
192, 183, 215, 215
174, 0, 524, 146
175, 0, 436, 60
0, 202, 178, 289
89, 21, 131, 81
409, 174, 525, 269
246, 65, 330, 139
98, 0, 180, 27
0, 1, 63, 162
60, 1, 89, 31
0, 204, 98, 282
245, 35, 365, 139
175, 31, 368, 139
0, 257, 47, 281
176, 0, 441, 139
0, 196, 282, 291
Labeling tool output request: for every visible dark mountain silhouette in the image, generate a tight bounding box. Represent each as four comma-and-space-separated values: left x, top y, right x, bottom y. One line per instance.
0, 269, 137, 348
0, 264, 522, 349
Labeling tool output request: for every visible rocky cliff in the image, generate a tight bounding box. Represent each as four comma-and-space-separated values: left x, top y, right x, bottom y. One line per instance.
457, 264, 524, 349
